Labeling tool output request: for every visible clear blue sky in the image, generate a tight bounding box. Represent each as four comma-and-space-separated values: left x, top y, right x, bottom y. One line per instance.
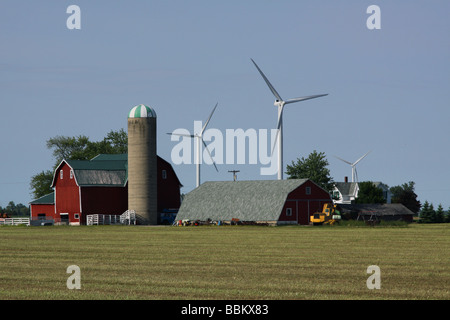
1, 1, 449, 209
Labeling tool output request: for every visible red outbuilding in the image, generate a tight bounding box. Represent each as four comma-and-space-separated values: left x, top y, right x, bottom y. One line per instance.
29, 154, 182, 225
176, 179, 332, 225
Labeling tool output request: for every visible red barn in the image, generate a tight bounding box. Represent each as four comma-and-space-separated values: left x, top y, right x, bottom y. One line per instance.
176, 179, 332, 225
30, 154, 182, 225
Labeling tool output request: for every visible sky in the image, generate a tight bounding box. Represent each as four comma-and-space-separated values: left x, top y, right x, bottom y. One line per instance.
0, 1, 449, 209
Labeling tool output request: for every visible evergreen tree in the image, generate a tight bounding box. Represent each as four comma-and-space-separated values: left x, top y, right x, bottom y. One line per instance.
435, 204, 444, 223
420, 201, 436, 223
419, 201, 430, 223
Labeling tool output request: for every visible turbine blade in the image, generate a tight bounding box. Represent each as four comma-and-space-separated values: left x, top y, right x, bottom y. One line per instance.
285, 94, 328, 104
167, 133, 195, 138
251, 58, 283, 101
353, 150, 371, 165
334, 155, 353, 166
202, 139, 219, 172
202, 103, 218, 134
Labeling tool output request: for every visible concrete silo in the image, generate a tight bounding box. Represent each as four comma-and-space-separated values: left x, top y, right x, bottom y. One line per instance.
127, 104, 157, 225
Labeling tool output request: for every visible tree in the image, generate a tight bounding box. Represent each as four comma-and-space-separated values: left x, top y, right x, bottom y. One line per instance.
1, 201, 30, 216
286, 150, 335, 191
435, 204, 444, 223
30, 129, 127, 199
420, 200, 435, 223
30, 170, 54, 200
390, 181, 421, 214
355, 181, 386, 204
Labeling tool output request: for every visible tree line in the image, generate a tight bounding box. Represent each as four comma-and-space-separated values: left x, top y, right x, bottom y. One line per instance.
0, 201, 30, 217
286, 150, 449, 223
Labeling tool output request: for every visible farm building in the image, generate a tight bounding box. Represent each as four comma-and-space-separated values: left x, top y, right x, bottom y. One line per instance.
175, 179, 332, 225
339, 203, 414, 223
29, 154, 182, 225
332, 179, 392, 204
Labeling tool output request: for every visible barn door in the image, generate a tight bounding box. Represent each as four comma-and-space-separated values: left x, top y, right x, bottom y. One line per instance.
60, 213, 69, 225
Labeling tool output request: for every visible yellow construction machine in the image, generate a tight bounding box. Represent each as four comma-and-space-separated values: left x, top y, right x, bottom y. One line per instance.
310, 203, 342, 225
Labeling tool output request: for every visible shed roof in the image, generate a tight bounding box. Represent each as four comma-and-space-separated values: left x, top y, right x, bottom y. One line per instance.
339, 203, 414, 216
30, 192, 55, 204
176, 179, 310, 222
334, 182, 358, 196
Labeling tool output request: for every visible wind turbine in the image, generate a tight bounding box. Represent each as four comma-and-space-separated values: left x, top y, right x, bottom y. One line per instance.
167, 103, 219, 188
334, 151, 371, 183
251, 59, 328, 180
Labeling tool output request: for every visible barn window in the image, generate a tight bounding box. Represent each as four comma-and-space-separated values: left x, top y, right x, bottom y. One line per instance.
70, 170, 73, 179
60, 170, 63, 179
286, 208, 292, 216
162, 170, 167, 179
74, 214, 79, 219
305, 187, 311, 195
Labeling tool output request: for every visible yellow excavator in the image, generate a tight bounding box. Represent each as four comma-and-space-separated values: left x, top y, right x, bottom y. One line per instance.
310, 203, 342, 225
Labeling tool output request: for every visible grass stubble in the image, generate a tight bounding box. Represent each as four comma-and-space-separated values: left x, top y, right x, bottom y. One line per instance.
0, 223, 448, 300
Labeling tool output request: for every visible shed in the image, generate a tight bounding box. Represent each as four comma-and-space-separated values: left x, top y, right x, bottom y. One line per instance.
339, 203, 414, 222
176, 179, 332, 225
29, 192, 55, 223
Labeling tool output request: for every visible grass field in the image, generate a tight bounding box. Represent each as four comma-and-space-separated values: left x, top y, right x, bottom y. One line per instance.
0, 223, 449, 300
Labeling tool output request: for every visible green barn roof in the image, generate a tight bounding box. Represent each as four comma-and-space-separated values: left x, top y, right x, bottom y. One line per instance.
30, 192, 55, 204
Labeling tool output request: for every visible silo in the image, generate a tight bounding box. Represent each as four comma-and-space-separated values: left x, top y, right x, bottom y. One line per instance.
127, 104, 157, 225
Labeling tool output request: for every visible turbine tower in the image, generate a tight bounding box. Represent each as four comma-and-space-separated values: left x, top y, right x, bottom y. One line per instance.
335, 151, 371, 183
251, 59, 328, 180
168, 103, 219, 188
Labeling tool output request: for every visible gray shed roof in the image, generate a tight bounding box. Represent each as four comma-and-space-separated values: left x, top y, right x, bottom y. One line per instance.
339, 203, 414, 216
334, 182, 358, 196
176, 179, 310, 222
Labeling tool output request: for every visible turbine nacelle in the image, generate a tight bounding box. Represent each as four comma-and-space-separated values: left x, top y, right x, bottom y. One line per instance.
274, 100, 284, 107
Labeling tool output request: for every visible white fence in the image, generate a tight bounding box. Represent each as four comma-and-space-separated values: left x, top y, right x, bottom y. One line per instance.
87, 210, 136, 226
0, 218, 30, 226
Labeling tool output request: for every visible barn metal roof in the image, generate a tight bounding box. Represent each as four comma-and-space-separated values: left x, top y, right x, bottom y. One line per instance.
51, 154, 181, 188
176, 179, 310, 222
65, 159, 128, 187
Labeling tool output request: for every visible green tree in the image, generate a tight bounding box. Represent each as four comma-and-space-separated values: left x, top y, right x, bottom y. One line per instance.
30, 170, 54, 200
355, 181, 386, 204
2, 201, 30, 216
435, 204, 444, 223
390, 181, 421, 214
286, 150, 334, 191
420, 201, 436, 223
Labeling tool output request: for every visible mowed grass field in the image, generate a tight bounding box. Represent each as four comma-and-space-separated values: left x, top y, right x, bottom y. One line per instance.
0, 223, 448, 300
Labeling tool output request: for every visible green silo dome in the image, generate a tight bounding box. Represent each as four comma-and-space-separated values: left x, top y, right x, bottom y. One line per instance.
128, 104, 157, 118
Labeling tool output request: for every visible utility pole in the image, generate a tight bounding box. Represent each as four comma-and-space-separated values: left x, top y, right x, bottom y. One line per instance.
228, 170, 240, 181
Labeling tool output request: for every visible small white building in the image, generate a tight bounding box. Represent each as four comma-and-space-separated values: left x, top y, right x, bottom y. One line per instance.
332, 178, 392, 204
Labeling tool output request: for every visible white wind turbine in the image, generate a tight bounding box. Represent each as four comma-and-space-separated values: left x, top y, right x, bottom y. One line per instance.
251, 59, 328, 180
167, 103, 219, 188
335, 151, 371, 183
